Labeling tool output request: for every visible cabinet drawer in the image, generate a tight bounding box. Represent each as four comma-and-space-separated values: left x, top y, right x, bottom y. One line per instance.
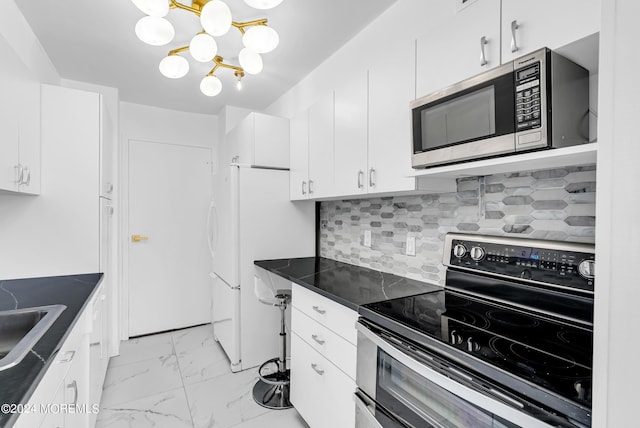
291, 332, 356, 428
292, 307, 356, 379
292, 283, 358, 345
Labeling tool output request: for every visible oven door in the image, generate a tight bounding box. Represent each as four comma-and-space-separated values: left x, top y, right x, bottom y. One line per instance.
356, 321, 567, 428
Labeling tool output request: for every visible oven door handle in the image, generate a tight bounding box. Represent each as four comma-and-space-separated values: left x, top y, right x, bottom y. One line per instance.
355, 390, 421, 428
355, 391, 385, 428
355, 322, 555, 428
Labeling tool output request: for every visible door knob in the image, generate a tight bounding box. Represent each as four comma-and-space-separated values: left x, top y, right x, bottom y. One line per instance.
131, 234, 149, 242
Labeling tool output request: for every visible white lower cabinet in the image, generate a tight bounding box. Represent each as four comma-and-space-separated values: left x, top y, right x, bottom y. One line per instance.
290, 283, 358, 428
15, 288, 107, 428
291, 333, 356, 428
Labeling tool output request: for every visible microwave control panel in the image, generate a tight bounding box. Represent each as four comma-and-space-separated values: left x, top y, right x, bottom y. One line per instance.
515, 62, 542, 131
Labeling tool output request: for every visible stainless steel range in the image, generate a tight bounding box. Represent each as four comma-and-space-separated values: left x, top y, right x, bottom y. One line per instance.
356, 233, 594, 428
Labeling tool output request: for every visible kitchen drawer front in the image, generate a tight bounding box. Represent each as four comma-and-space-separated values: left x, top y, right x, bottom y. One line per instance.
292, 307, 357, 379
292, 283, 358, 345
291, 332, 356, 428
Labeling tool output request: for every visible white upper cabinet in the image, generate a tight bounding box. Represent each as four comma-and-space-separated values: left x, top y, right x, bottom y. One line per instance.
290, 110, 310, 200
308, 92, 335, 199
223, 112, 289, 169
334, 72, 368, 196
368, 40, 418, 194
0, 33, 40, 195
100, 104, 114, 198
501, 0, 601, 62
416, 0, 501, 99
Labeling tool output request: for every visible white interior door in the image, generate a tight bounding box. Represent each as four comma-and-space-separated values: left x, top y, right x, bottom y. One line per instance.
128, 140, 212, 337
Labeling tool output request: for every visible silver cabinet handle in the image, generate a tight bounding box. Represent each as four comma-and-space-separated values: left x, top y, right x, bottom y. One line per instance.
15, 164, 23, 184
22, 166, 30, 186
59, 350, 75, 363
106, 183, 114, 194
310, 363, 325, 375
302, 181, 307, 195
480, 36, 488, 66
357, 170, 363, 189
311, 334, 325, 345
308, 180, 314, 194
68, 380, 78, 405
510, 20, 520, 53
369, 168, 376, 187
312, 305, 326, 315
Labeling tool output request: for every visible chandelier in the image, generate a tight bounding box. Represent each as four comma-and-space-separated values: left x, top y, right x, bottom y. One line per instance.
131, 0, 283, 96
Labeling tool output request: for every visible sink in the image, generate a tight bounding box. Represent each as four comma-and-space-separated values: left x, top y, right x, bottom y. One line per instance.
0, 305, 66, 371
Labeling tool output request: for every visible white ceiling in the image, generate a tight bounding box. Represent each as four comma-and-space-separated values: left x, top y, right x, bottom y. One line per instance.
16, 0, 397, 115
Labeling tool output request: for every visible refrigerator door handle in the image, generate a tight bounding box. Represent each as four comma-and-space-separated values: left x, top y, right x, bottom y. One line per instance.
207, 200, 218, 259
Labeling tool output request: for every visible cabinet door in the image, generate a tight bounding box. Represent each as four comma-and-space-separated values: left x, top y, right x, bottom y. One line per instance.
232, 114, 254, 164
253, 113, 290, 169
502, 0, 601, 62
334, 72, 368, 196
368, 41, 417, 194
290, 333, 356, 428
64, 334, 90, 428
0, 33, 40, 194
100, 100, 114, 198
39, 382, 65, 428
416, 0, 501, 98
289, 110, 310, 200
308, 92, 335, 198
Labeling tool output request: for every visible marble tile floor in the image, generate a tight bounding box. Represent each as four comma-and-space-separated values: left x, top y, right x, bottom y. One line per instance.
96, 324, 309, 428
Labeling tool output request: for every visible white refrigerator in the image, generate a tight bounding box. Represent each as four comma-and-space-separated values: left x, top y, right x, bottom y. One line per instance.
209, 164, 315, 372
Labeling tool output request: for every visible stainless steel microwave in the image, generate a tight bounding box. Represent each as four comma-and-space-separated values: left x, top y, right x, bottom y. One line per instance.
410, 48, 589, 169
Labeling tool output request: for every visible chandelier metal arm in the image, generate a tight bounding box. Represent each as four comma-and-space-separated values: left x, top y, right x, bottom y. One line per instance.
232, 19, 268, 34
207, 56, 245, 77
169, 0, 202, 15
168, 45, 190, 56
168, 0, 269, 33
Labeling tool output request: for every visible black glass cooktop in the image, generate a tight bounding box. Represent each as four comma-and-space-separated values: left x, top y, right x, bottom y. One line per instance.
360, 287, 594, 409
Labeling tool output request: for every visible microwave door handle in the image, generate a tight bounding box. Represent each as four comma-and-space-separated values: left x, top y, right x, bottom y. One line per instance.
480, 36, 488, 66
510, 20, 520, 53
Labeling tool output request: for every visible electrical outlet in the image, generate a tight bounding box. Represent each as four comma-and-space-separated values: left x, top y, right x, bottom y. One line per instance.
363, 230, 372, 248
406, 236, 416, 256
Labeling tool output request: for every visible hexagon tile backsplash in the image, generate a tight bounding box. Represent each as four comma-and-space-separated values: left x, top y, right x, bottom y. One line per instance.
319, 164, 596, 285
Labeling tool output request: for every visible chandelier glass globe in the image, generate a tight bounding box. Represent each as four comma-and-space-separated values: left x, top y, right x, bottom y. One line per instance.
201, 75, 223, 96
131, 0, 169, 17
201, 1, 232, 36
159, 55, 190, 79
242, 25, 279, 54
239, 48, 263, 75
190, 33, 218, 62
243, 0, 284, 10
135, 16, 175, 46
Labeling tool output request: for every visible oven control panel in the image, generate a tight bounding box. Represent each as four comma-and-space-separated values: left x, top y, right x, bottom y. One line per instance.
444, 234, 595, 294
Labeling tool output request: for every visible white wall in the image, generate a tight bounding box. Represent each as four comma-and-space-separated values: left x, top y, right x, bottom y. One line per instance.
120, 102, 218, 149
0, 1, 59, 84
592, 0, 640, 426
264, 0, 453, 118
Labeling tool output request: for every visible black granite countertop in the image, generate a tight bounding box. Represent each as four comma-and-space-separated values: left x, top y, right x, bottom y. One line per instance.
0, 273, 103, 427
254, 257, 441, 311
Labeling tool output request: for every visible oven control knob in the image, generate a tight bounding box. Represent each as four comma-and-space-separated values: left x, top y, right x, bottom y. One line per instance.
450, 331, 463, 345
453, 244, 467, 258
470, 246, 486, 261
466, 337, 481, 352
578, 260, 595, 279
